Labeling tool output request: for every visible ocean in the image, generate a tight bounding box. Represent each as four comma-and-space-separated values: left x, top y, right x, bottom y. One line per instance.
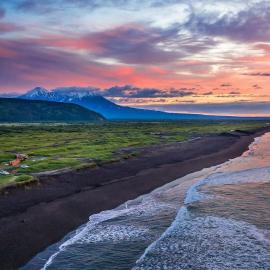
21, 133, 270, 270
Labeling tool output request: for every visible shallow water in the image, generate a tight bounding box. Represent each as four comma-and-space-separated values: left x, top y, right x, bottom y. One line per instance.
22, 133, 270, 270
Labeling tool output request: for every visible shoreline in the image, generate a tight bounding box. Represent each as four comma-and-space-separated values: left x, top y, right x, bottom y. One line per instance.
0, 127, 269, 269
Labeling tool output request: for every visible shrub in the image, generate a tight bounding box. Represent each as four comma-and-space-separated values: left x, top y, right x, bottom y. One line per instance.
15, 174, 34, 183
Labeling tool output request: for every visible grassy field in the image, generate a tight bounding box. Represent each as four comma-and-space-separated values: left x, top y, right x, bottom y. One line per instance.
0, 121, 268, 187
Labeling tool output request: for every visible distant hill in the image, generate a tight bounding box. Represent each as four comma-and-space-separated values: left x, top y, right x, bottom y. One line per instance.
0, 92, 20, 98
0, 98, 105, 122
20, 87, 241, 121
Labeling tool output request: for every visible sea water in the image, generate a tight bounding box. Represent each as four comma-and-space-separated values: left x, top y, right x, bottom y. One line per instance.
22, 133, 270, 270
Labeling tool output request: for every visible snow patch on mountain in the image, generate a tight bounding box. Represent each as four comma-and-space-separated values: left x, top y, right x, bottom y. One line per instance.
21, 87, 50, 99
20, 86, 100, 102
53, 87, 99, 98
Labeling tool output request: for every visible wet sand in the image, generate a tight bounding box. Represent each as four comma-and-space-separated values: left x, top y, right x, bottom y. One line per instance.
194, 182, 270, 230
0, 127, 268, 269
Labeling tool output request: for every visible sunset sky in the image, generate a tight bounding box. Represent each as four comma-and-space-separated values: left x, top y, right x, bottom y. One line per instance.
0, 0, 270, 116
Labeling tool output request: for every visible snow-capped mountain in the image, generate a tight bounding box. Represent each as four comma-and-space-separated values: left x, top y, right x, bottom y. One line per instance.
53, 87, 98, 99
19, 86, 241, 120
20, 86, 97, 101
20, 86, 122, 119
20, 87, 50, 100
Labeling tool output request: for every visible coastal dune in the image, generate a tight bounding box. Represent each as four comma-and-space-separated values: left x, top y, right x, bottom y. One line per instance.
0, 128, 268, 269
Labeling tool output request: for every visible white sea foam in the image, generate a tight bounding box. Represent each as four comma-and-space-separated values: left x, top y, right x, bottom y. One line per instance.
41, 209, 128, 270
40, 193, 178, 269
136, 190, 270, 269
134, 211, 270, 270
76, 224, 150, 244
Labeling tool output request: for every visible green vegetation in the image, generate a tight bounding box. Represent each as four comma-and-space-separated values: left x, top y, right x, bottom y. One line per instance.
0, 98, 105, 122
15, 174, 34, 183
0, 121, 268, 187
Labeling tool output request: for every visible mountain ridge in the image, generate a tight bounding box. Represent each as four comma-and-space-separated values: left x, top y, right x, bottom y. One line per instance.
19, 87, 242, 121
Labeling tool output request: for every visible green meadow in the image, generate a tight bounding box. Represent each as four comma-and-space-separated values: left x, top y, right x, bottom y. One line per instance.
0, 121, 267, 187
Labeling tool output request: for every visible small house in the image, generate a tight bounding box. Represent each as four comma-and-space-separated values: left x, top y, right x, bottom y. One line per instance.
9, 153, 29, 167
9, 159, 21, 167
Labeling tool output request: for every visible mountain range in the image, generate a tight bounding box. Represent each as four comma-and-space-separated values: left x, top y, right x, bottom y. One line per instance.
18, 87, 240, 121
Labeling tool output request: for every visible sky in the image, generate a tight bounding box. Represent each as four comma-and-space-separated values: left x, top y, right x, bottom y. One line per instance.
0, 0, 270, 116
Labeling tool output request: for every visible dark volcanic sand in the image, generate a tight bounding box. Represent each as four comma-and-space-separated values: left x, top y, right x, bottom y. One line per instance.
0, 128, 268, 270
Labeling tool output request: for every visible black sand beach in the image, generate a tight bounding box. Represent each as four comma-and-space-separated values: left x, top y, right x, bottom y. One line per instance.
0, 127, 269, 270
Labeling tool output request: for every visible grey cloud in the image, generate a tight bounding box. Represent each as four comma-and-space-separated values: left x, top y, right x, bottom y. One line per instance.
202, 91, 213, 95
185, 1, 270, 42
0, 8, 5, 19
253, 84, 262, 89
102, 85, 196, 98
15, 0, 62, 13
10, 0, 270, 44
242, 72, 270, 76
140, 102, 270, 116
80, 24, 219, 65
220, 83, 232, 87
0, 38, 118, 89
229, 91, 240, 95
0, 22, 24, 34
13, 0, 179, 13
86, 26, 182, 65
